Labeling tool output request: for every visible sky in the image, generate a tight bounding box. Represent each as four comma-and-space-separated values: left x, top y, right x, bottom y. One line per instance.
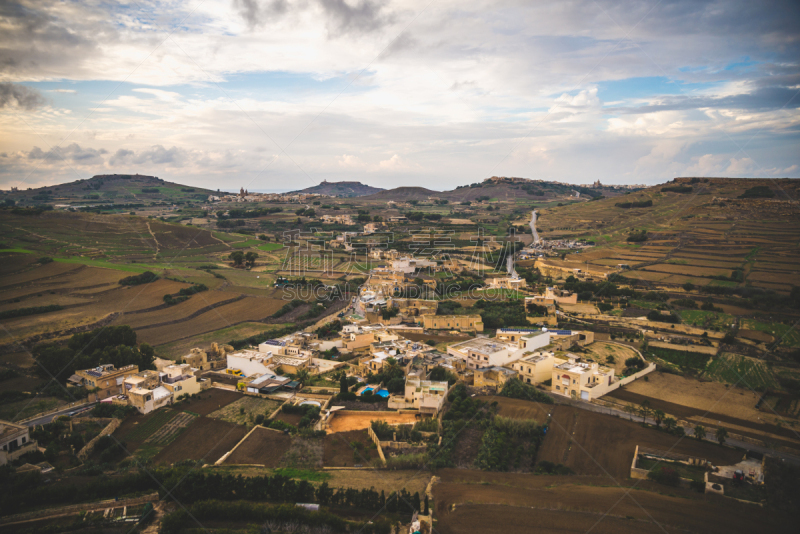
0, 0, 799, 192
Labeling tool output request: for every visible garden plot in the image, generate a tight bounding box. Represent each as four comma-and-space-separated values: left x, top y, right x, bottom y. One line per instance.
145, 411, 197, 445
208, 396, 283, 425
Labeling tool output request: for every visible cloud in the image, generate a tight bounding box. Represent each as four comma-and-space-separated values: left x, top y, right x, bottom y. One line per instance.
49, 89, 76, 94
26, 143, 106, 164
319, 0, 393, 36
0, 82, 46, 110
337, 153, 365, 167
109, 145, 188, 167
233, 0, 288, 30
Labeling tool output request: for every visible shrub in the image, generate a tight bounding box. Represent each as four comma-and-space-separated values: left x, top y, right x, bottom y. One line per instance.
661, 185, 693, 193
499, 377, 554, 404
647, 466, 680, 486
119, 271, 158, 286
739, 185, 774, 199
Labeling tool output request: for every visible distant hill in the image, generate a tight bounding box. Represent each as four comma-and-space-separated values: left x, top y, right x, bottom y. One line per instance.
291, 181, 384, 197
361, 186, 441, 201
4, 174, 216, 206
361, 177, 628, 202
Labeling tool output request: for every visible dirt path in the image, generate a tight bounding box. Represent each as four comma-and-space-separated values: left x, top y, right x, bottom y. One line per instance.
146, 221, 160, 259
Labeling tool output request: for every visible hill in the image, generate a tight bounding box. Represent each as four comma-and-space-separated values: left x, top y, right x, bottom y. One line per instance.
2, 174, 215, 207
361, 186, 441, 201
531, 177, 800, 294
291, 181, 384, 197
361, 177, 629, 202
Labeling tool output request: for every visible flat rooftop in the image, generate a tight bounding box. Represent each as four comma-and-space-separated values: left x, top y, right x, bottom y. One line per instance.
451, 337, 514, 355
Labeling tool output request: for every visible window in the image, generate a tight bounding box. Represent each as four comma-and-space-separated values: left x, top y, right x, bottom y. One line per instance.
21, 437, 26, 444
555, 385, 560, 390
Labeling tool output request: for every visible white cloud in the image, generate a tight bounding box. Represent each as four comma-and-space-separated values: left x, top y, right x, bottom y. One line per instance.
0, 0, 797, 188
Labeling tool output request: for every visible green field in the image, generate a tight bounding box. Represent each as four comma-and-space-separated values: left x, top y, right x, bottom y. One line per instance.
677, 310, 735, 330
704, 353, 778, 390
258, 243, 285, 252
648, 346, 711, 372
742, 319, 800, 348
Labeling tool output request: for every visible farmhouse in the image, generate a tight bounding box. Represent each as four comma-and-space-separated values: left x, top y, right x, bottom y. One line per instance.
473, 366, 516, 390
389, 297, 438, 317
509, 351, 556, 385
486, 275, 527, 291
161, 363, 202, 398
551, 354, 615, 401
388, 374, 449, 415
448, 330, 551, 370
75, 364, 139, 400
0, 420, 37, 466
421, 314, 484, 332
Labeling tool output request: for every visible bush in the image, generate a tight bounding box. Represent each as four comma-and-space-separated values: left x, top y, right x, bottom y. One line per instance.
661, 185, 693, 193
499, 377, 553, 404
615, 199, 653, 209
672, 298, 697, 309
119, 271, 158, 286
647, 466, 680, 486
739, 185, 774, 199
535, 460, 574, 475
0, 304, 63, 320
627, 230, 648, 243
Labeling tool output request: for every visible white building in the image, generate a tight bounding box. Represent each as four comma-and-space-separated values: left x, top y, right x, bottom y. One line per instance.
388, 374, 449, 415
227, 349, 273, 376
447, 330, 551, 370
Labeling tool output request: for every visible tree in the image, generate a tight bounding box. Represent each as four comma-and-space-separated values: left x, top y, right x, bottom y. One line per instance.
694, 425, 706, 441
639, 400, 652, 423
340, 374, 348, 395
295, 369, 310, 385
715, 427, 728, 445
663, 417, 677, 432
229, 251, 244, 266
245, 251, 259, 267
412, 492, 421, 511
423, 494, 429, 514
653, 409, 665, 428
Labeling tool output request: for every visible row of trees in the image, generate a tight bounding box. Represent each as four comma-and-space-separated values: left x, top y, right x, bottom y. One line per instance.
34, 325, 155, 383
622, 401, 729, 444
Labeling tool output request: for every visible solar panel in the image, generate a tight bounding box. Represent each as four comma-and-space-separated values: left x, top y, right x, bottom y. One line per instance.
86, 370, 102, 377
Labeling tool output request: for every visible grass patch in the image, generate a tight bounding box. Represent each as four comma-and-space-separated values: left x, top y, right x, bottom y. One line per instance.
742, 319, 800, 348
0, 397, 61, 422
648, 346, 711, 372
637, 458, 706, 482
677, 309, 735, 330
0, 248, 36, 254
704, 353, 778, 390
258, 243, 285, 252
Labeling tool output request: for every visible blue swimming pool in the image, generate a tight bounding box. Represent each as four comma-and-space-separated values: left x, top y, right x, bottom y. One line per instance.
361, 387, 374, 395
375, 389, 389, 398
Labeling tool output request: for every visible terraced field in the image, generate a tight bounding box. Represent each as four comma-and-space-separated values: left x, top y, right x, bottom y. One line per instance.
704, 353, 779, 390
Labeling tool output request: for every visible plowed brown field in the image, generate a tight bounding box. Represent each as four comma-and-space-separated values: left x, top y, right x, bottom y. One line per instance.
223, 426, 292, 466
433, 469, 794, 534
